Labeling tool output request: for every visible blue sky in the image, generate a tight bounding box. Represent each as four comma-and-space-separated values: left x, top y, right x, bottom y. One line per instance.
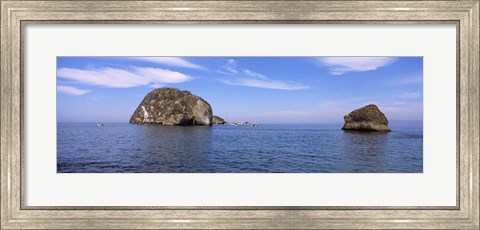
57, 57, 423, 123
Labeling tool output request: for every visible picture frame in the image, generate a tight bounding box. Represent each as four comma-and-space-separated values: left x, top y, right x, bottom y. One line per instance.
1, 0, 478, 229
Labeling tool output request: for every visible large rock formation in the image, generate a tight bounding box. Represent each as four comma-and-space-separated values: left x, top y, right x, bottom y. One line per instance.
129, 88, 213, 126
212, 115, 227, 125
342, 104, 391, 132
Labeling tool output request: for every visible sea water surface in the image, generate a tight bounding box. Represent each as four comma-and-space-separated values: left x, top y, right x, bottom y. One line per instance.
57, 122, 423, 173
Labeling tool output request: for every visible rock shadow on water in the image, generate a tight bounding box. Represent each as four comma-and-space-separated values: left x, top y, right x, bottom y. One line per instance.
340, 131, 391, 173
131, 125, 213, 172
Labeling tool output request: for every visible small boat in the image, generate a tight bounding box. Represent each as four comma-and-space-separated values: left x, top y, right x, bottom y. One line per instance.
232, 121, 247, 126
96, 123, 104, 127
231, 120, 259, 127
251, 117, 259, 127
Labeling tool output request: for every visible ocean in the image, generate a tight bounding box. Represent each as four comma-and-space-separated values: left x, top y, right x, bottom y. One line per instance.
57, 122, 423, 173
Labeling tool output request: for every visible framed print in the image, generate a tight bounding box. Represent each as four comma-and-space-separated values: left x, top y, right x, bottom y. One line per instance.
1, 0, 479, 229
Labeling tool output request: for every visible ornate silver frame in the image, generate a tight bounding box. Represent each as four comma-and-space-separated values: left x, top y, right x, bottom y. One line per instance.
1, 1, 479, 229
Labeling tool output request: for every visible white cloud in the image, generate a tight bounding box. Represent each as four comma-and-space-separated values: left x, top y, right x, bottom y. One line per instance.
217, 59, 309, 90
257, 107, 350, 124
316, 57, 397, 75
151, 83, 164, 88
379, 103, 423, 121
221, 78, 309, 90
218, 59, 239, 75
397, 91, 422, 99
243, 69, 268, 79
256, 99, 422, 123
57, 85, 90, 95
57, 67, 191, 88
391, 75, 423, 85
129, 57, 206, 70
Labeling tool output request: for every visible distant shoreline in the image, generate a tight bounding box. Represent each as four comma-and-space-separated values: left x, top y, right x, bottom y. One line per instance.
57, 120, 423, 125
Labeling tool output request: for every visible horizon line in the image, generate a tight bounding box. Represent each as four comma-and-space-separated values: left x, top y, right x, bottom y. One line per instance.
57, 120, 423, 124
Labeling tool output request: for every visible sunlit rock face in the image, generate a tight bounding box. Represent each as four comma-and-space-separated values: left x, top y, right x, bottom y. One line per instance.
129, 88, 213, 126
342, 104, 391, 132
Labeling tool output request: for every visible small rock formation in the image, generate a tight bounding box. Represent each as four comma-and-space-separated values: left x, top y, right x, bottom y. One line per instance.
342, 104, 391, 132
129, 88, 213, 126
212, 115, 227, 125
